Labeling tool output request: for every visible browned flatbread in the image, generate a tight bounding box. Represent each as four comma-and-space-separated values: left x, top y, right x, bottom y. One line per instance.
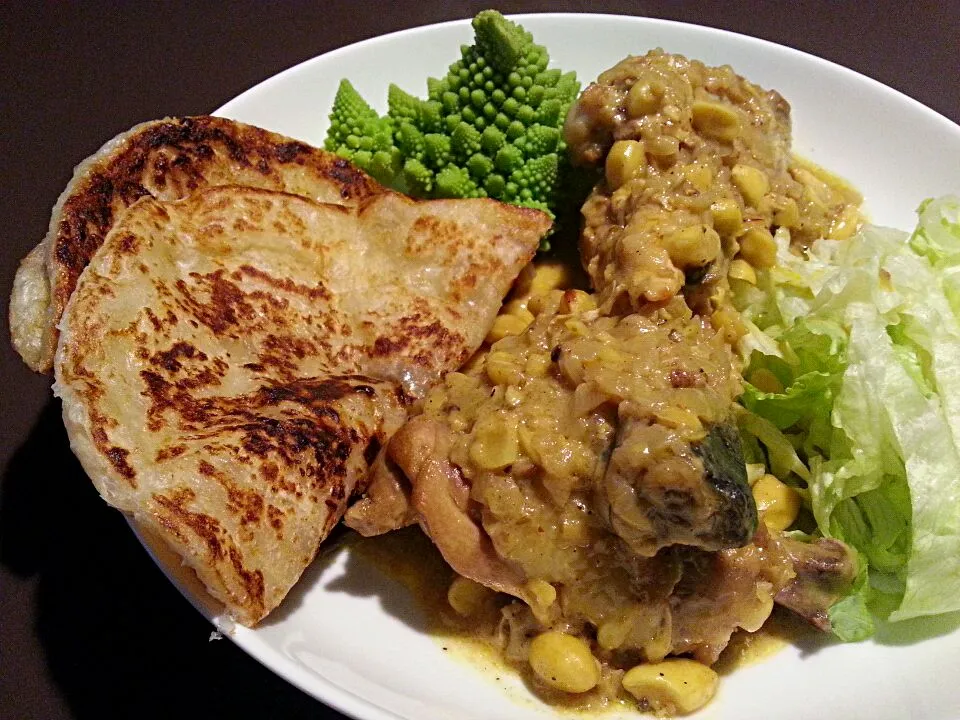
55, 184, 549, 625
11, 115, 383, 373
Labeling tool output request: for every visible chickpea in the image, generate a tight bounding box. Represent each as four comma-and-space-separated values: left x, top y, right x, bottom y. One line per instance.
563, 318, 590, 337
738, 225, 778, 268
642, 623, 672, 664
753, 473, 801, 530
710, 197, 744, 237
691, 100, 740, 142
627, 80, 664, 117
828, 204, 861, 240
558, 289, 596, 314
559, 504, 592, 546
772, 196, 800, 228
503, 385, 524, 408
663, 224, 722, 269
605, 140, 647, 190
645, 134, 680, 162
469, 414, 519, 470
727, 258, 757, 284
501, 299, 535, 325
792, 167, 832, 206
528, 631, 600, 693
597, 617, 631, 651
447, 576, 495, 617
682, 162, 713, 192
485, 351, 523, 385
516, 260, 573, 296
711, 305, 747, 343
524, 352, 551, 378
517, 426, 544, 468
486, 313, 531, 344
525, 579, 557, 609
654, 406, 704, 436
731, 163, 770, 207
622, 659, 718, 716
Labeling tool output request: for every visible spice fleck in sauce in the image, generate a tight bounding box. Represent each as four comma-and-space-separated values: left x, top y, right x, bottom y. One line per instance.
348, 526, 803, 716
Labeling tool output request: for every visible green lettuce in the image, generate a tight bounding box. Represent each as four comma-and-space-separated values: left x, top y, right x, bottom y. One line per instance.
733, 196, 960, 632
828, 554, 873, 642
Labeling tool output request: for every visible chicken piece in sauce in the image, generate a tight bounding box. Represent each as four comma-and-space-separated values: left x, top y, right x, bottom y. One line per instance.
387, 290, 782, 668
564, 49, 861, 315
353, 50, 862, 711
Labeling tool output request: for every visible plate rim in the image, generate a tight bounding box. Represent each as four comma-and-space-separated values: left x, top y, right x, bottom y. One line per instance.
215, 11, 960, 134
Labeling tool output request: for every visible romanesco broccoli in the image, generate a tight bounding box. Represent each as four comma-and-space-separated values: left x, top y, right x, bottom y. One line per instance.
323, 10, 585, 249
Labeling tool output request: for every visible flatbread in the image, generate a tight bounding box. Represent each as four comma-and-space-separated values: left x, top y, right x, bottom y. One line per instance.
11, 115, 383, 373
55, 184, 549, 624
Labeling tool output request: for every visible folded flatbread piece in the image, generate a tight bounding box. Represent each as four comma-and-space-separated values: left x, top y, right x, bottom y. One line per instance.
55, 184, 549, 625
11, 115, 382, 373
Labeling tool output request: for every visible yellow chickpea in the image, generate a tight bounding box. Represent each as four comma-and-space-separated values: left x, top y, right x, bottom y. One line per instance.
731, 163, 770, 207
469, 414, 519, 470
528, 631, 600, 693
527, 261, 573, 295
627, 80, 664, 117
486, 314, 531, 344
828, 204, 861, 240
605, 140, 647, 190
710, 197, 744, 237
772, 196, 800, 228
662, 224, 722, 269
447, 576, 495, 617
691, 100, 740, 142
622, 659, 718, 715
727, 258, 757, 284
753, 473, 801, 531
559, 289, 597, 314
738, 226, 778, 268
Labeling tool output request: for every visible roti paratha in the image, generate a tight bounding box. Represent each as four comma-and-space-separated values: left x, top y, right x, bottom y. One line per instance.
11, 115, 383, 374
55, 184, 549, 625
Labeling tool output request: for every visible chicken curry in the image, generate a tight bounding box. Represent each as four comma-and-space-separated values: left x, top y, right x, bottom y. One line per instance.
346, 49, 861, 716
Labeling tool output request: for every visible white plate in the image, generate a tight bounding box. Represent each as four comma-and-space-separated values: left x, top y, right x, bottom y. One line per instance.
139, 13, 960, 720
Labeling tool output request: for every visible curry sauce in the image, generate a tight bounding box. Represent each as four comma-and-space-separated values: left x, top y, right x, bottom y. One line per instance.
346, 48, 861, 717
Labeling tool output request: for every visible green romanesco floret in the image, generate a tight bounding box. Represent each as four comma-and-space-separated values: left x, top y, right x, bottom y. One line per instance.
387, 84, 423, 125
323, 10, 585, 250
467, 152, 495, 179
451, 121, 482, 158
388, 84, 443, 133
435, 165, 481, 199
504, 153, 558, 213
324, 79, 396, 184
471, 7, 532, 73
403, 157, 433, 195
370, 148, 402, 182
396, 121, 426, 160
424, 133, 452, 167
494, 144, 524, 174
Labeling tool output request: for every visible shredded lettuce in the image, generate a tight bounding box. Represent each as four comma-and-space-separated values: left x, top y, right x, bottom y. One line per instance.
733, 196, 960, 633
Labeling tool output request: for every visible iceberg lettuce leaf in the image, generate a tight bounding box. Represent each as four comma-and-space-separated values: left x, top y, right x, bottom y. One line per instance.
828, 556, 874, 642
734, 195, 960, 629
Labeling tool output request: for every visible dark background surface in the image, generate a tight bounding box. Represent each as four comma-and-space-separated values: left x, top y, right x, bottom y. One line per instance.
1, 2, 958, 719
